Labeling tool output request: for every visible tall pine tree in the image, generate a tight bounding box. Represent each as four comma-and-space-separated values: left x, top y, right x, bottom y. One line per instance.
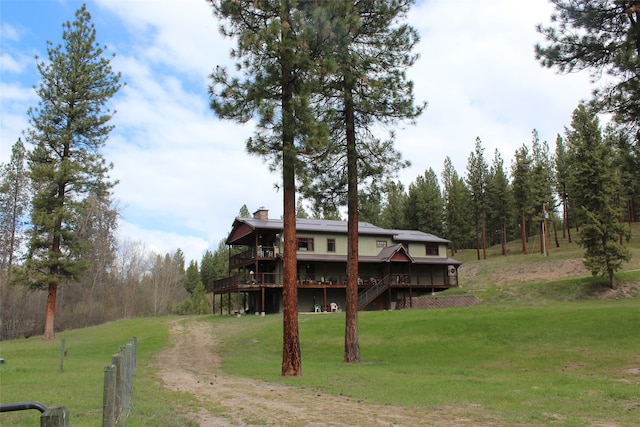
299, 0, 423, 363
209, 0, 326, 375
554, 134, 572, 242
0, 139, 30, 281
486, 150, 512, 255
22, 5, 121, 340
466, 137, 489, 260
511, 144, 534, 253
530, 130, 556, 254
379, 180, 408, 230
565, 104, 631, 288
441, 157, 472, 255
405, 168, 444, 236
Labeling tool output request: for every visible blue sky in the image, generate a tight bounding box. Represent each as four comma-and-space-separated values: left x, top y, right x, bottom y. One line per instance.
1, 0, 595, 263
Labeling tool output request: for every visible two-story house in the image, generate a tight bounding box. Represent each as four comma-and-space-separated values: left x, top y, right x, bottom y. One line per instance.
212, 208, 461, 314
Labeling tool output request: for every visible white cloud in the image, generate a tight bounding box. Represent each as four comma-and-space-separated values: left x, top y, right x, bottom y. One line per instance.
117, 220, 211, 264
0, 22, 20, 42
0, 52, 25, 73
396, 0, 593, 182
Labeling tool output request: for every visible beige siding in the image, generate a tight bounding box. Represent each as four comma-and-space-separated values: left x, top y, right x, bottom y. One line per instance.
358, 236, 390, 256
296, 233, 348, 255
296, 233, 392, 257
406, 243, 449, 259
296, 233, 448, 259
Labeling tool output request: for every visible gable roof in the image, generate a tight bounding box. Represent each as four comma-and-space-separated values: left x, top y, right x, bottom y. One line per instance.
377, 243, 414, 262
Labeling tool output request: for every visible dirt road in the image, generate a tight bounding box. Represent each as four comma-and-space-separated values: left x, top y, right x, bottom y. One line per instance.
156, 318, 503, 427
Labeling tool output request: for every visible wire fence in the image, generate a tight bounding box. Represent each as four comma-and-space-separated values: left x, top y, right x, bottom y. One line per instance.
102, 337, 137, 427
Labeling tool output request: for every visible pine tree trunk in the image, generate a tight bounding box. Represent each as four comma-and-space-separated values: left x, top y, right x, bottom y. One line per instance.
344, 70, 360, 364
475, 220, 481, 260
566, 200, 572, 243
521, 210, 527, 253
280, 0, 301, 377
562, 197, 567, 239
609, 269, 617, 290
482, 219, 487, 260
43, 192, 64, 340
43, 281, 57, 340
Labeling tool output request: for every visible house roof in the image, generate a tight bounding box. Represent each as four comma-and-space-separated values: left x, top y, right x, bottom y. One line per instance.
227, 216, 451, 246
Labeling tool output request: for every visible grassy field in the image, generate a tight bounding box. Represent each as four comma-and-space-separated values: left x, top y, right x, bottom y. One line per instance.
215, 301, 640, 426
2, 301, 638, 425
0, 317, 198, 426
1, 224, 639, 426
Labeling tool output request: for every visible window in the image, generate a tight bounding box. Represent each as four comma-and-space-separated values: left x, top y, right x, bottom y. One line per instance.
297, 237, 314, 251
376, 240, 388, 248
425, 243, 439, 256
327, 238, 336, 252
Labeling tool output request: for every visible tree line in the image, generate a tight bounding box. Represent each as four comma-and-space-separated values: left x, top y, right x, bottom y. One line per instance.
297, 103, 638, 289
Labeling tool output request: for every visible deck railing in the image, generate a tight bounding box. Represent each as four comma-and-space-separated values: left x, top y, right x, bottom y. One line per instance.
212, 272, 456, 293
358, 276, 390, 309
229, 246, 277, 268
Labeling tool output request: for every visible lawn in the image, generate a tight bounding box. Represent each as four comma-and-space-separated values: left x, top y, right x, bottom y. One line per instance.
214, 300, 640, 426
1, 299, 639, 426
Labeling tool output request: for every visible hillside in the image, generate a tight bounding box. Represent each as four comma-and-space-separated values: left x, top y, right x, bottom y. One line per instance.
455, 222, 640, 300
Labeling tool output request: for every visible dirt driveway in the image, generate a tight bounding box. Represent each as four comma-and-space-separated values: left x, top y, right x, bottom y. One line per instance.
156, 318, 504, 427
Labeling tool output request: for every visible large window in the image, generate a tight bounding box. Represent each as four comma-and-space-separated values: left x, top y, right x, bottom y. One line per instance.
297, 237, 314, 251
425, 243, 439, 256
327, 238, 336, 252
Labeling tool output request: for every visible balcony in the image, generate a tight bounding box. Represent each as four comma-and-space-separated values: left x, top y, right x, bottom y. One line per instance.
229, 246, 277, 269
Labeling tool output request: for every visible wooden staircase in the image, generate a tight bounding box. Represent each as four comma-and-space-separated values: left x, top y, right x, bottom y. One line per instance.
357, 277, 390, 310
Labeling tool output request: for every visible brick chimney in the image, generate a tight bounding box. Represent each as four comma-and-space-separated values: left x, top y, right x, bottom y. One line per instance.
253, 208, 268, 221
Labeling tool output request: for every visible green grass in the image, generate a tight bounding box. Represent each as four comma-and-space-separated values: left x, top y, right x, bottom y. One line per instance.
2, 301, 639, 426
0, 317, 198, 426
214, 300, 640, 426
